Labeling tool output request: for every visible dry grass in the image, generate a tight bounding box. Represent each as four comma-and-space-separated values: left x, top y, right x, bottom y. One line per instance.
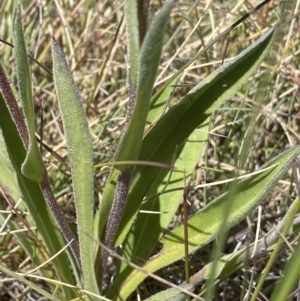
1, 0, 300, 300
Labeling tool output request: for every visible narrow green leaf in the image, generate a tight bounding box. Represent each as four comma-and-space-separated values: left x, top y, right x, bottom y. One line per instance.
138, 27, 276, 172
13, 5, 45, 182
125, 0, 140, 85
118, 146, 300, 300
52, 38, 99, 297
114, 26, 277, 246
0, 93, 76, 299
114, 0, 176, 170
164, 154, 297, 251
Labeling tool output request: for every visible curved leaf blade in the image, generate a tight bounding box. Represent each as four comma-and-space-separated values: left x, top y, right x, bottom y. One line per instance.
13, 5, 45, 182
0, 93, 76, 299
118, 146, 300, 300
114, 26, 277, 246
52, 39, 99, 297
114, 0, 176, 170
125, 0, 140, 85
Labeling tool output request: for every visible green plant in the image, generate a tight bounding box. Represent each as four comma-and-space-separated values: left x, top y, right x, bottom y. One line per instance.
0, 1, 300, 301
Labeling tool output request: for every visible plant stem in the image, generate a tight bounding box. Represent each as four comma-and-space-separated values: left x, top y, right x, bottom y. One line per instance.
101, 168, 132, 277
